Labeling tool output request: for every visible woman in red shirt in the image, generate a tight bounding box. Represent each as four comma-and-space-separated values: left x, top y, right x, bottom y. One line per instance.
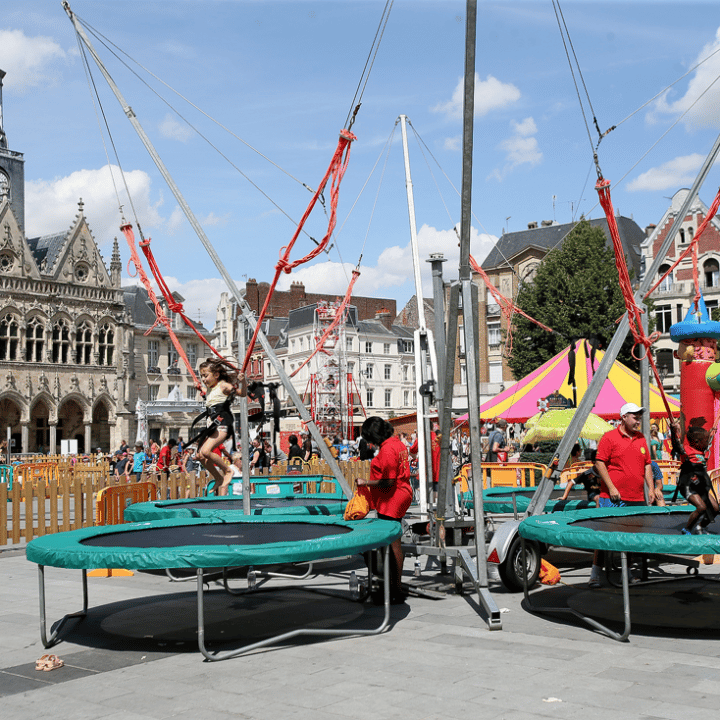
356, 416, 412, 603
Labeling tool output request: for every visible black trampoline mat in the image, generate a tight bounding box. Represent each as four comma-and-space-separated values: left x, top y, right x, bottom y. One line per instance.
81, 522, 352, 548
572, 512, 720, 535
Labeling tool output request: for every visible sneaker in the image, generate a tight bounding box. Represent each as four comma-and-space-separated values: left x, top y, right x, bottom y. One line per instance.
630, 570, 642, 585
681, 528, 692, 535
695, 527, 709, 535
588, 577, 601, 589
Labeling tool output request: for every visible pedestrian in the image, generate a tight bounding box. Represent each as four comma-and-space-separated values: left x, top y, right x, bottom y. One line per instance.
131, 442, 147, 482
486, 418, 508, 462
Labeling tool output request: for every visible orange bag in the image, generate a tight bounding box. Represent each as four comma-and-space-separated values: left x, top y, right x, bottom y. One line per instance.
344, 485, 372, 520
539, 559, 561, 585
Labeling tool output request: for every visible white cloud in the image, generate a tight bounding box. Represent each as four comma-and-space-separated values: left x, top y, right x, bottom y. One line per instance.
627, 154, 705, 191
167, 205, 186, 234
122, 276, 246, 330
277, 223, 497, 302
489, 117, 542, 180
444, 135, 462, 151
0, 29, 67, 92
159, 114, 193, 143
25, 165, 164, 248
648, 26, 720, 129
432, 73, 521, 121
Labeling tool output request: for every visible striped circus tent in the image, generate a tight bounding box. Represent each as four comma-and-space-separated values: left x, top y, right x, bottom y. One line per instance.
475, 340, 680, 423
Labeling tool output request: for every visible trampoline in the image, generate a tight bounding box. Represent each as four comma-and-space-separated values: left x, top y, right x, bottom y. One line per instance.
467, 485, 681, 514
124, 494, 347, 522
519, 506, 720, 640
26, 515, 401, 660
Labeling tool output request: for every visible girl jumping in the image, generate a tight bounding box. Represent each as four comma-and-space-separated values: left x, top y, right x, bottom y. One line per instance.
192, 358, 246, 496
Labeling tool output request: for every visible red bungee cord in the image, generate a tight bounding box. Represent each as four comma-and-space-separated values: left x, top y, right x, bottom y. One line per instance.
242, 128, 357, 373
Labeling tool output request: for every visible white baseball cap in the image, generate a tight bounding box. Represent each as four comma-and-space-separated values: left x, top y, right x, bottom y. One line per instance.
620, 402, 645, 416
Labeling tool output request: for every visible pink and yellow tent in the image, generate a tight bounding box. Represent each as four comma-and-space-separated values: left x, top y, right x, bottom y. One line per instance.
475, 340, 680, 423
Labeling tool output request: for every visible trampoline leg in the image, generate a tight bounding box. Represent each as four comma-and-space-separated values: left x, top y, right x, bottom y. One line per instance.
521, 539, 631, 642
197, 546, 393, 662
38, 565, 88, 649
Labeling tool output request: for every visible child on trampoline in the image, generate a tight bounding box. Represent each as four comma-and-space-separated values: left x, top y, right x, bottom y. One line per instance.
669, 419, 719, 535
194, 358, 246, 497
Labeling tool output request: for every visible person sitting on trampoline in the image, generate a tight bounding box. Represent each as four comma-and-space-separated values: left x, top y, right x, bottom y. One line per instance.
192, 358, 246, 496
555, 447, 600, 511
356, 416, 413, 604
669, 419, 718, 535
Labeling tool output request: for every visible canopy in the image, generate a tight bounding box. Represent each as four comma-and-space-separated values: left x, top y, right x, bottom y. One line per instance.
522, 409, 613, 444
473, 340, 681, 423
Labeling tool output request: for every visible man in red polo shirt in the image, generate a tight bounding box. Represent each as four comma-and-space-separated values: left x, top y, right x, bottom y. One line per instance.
589, 402, 657, 588
595, 402, 655, 506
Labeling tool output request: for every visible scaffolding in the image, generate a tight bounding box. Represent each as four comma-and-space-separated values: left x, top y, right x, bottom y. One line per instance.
308, 301, 354, 440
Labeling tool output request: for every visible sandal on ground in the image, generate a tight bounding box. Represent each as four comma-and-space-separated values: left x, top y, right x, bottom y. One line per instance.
35, 654, 51, 671
37, 654, 64, 671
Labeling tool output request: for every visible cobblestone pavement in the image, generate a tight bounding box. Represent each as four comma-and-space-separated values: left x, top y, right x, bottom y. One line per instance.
3, 545, 720, 720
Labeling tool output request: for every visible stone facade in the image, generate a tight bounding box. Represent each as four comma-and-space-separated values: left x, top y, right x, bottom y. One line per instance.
0, 85, 215, 454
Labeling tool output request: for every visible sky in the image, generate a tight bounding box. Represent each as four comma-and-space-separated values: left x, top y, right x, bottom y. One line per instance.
3, 0, 720, 328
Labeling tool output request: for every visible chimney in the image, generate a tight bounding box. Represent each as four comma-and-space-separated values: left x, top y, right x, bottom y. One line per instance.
527, 221, 538, 230
290, 281, 305, 297
541, 220, 553, 227
375, 307, 393, 330
645, 224, 656, 238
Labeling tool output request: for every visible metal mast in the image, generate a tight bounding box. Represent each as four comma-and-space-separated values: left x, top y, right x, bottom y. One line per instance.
63, 1, 351, 497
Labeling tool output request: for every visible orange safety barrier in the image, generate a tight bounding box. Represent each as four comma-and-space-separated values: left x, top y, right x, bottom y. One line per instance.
95, 481, 157, 526
90, 481, 157, 578
15, 462, 59, 497
560, 462, 594, 486
654, 460, 680, 485
482, 462, 548, 489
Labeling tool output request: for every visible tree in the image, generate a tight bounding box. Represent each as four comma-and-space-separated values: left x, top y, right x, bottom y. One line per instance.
507, 220, 641, 380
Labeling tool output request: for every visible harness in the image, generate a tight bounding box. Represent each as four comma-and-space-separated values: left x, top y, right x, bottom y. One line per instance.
670, 428, 718, 526
187, 392, 236, 450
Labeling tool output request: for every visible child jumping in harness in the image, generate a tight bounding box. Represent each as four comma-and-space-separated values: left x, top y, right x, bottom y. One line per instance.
669, 419, 719, 535
189, 358, 246, 496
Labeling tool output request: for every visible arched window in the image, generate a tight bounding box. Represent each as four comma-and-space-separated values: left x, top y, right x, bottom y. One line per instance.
0, 313, 19, 361
75, 321, 93, 365
98, 322, 114, 366
679, 228, 686, 243
658, 264, 673, 292
52, 319, 70, 364
26, 316, 45, 362
704, 259, 719, 288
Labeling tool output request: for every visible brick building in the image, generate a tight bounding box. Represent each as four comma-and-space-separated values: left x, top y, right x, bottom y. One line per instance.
641, 188, 720, 393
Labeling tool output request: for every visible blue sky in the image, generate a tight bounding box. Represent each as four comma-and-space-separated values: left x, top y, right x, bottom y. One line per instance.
3, 1, 720, 327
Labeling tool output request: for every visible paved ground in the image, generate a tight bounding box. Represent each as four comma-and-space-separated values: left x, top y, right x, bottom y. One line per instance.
3, 543, 720, 720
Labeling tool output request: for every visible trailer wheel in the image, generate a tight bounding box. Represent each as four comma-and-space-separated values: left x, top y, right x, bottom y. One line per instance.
498, 536, 541, 592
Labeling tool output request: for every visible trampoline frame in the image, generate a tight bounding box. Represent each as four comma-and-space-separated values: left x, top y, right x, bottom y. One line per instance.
36, 545, 392, 661
519, 507, 720, 642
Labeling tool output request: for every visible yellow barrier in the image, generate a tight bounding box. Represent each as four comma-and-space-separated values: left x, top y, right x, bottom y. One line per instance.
95, 481, 157, 526
482, 462, 549, 488
90, 481, 158, 577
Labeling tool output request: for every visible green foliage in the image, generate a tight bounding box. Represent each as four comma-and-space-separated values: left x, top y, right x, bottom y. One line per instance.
713, 307, 720, 322
507, 220, 639, 380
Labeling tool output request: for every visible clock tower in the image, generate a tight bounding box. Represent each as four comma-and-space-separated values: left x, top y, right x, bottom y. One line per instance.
0, 69, 26, 232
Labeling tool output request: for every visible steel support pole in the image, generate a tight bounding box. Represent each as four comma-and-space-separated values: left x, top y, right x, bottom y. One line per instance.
64, 2, 351, 497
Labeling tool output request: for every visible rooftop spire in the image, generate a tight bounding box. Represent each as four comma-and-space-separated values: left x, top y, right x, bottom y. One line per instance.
0, 69, 7, 149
